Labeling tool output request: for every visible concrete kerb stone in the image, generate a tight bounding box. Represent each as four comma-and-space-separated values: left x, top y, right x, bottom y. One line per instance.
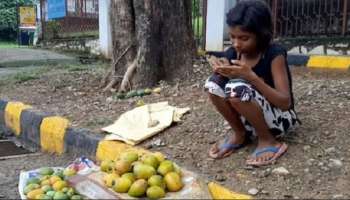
0, 100, 8, 136
19, 109, 48, 152
0, 99, 104, 158
287, 54, 310, 66
64, 128, 104, 158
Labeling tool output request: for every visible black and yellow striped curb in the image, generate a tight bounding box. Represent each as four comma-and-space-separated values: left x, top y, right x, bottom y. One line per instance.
0, 99, 252, 199
307, 55, 350, 69
288, 54, 350, 69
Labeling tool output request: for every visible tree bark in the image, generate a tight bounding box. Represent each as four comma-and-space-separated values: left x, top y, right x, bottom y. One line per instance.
106, 0, 194, 92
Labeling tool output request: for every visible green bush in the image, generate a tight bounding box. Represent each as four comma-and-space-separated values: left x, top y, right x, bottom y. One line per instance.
0, 0, 35, 41
45, 21, 61, 39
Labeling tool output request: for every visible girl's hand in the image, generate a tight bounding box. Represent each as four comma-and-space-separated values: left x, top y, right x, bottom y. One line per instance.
207, 56, 230, 73
216, 60, 257, 81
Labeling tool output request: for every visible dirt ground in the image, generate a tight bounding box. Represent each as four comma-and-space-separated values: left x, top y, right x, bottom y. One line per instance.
1, 58, 350, 199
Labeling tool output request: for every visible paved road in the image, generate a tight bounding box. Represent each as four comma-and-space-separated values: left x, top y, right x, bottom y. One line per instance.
0, 151, 79, 199
0, 48, 76, 68
0, 48, 75, 67
0, 47, 77, 80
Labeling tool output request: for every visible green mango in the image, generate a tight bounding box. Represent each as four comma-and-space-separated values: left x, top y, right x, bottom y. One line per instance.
26, 177, 40, 185
39, 167, 54, 176
125, 90, 137, 98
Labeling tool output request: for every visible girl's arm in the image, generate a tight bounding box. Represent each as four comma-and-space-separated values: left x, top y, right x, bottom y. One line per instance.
215, 55, 292, 110
249, 55, 291, 110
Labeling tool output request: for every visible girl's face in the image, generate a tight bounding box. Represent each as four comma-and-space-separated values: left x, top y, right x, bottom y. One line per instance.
229, 26, 258, 56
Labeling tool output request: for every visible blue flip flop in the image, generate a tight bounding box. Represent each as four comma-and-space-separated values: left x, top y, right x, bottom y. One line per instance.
209, 137, 246, 159
246, 143, 288, 166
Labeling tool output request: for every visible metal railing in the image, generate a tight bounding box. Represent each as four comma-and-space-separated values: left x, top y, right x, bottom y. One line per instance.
267, 0, 349, 38
192, 0, 207, 50
40, 0, 99, 40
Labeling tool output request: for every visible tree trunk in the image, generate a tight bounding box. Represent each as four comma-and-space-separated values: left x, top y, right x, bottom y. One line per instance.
105, 0, 194, 92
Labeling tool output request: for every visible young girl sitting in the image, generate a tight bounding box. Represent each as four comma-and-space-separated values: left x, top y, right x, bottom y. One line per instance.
204, 0, 299, 166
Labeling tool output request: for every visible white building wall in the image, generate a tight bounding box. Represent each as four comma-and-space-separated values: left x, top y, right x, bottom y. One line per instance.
99, 0, 112, 59
205, 0, 237, 51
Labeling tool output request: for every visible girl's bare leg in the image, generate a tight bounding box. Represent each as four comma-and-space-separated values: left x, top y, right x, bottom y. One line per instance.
228, 98, 281, 163
208, 94, 247, 158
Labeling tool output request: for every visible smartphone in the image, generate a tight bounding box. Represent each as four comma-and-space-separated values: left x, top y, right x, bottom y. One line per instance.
229, 53, 241, 65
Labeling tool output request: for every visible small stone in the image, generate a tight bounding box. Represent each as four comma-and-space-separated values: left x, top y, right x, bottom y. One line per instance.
259, 169, 271, 178
214, 174, 226, 182
248, 188, 259, 196
151, 139, 166, 147
307, 159, 315, 166
332, 194, 344, 199
325, 147, 336, 154
304, 168, 310, 173
284, 194, 294, 198
321, 167, 329, 172
243, 166, 254, 170
272, 167, 290, 175
303, 145, 311, 151
329, 159, 343, 168
261, 190, 269, 195
106, 97, 113, 103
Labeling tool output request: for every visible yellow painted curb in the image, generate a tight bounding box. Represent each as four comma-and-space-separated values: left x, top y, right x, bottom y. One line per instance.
307, 56, 350, 69
96, 140, 148, 162
4, 102, 31, 136
40, 116, 69, 154
208, 182, 253, 199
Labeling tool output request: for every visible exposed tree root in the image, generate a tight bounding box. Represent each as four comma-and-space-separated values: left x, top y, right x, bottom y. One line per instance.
119, 49, 141, 92
102, 43, 134, 92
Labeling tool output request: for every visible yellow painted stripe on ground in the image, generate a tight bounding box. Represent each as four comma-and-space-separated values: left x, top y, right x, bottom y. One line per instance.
208, 182, 253, 199
40, 117, 69, 154
4, 102, 31, 136
307, 56, 350, 69
96, 140, 148, 162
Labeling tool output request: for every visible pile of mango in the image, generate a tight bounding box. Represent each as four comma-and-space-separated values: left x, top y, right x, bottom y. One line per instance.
115, 87, 161, 99
100, 152, 183, 199
23, 167, 82, 200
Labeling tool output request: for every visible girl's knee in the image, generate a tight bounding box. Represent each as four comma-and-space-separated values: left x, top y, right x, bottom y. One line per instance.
228, 97, 242, 107
208, 93, 224, 100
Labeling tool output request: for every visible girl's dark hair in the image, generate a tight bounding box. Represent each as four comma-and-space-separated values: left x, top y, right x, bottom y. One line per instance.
226, 0, 273, 52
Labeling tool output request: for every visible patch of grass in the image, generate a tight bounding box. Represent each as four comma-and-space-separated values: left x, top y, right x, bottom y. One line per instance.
61, 63, 90, 72
0, 66, 52, 86
0, 72, 38, 86
0, 41, 18, 48
12, 72, 39, 83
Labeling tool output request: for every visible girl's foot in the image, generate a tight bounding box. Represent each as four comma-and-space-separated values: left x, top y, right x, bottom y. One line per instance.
246, 142, 288, 166
209, 135, 246, 159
